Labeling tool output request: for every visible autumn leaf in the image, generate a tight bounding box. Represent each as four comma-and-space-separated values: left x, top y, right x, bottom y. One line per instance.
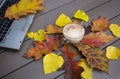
78, 59, 93, 79
81, 32, 114, 47
106, 46, 120, 59
24, 35, 62, 60
61, 44, 77, 60
91, 16, 109, 31
60, 53, 84, 79
109, 24, 120, 37
27, 30, 46, 42
74, 43, 109, 73
5, 0, 44, 19
43, 53, 64, 74
74, 9, 89, 22
55, 13, 72, 27
46, 24, 62, 34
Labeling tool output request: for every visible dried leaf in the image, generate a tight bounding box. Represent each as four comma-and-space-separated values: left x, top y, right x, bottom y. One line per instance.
55, 13, 72, 27
61, 44, 77, 60
60, 53, 84, 79
74, 9, 89, 22
106, 46, 120, 59
27, 30, 46, 42
46, 24, 62, 34
43, 53, 64, 74
81, 32, 114, 47
91, 16, 109, 31
5, 0, 44, 19
79, 59, 93, 79
24, 35, 62, 60
109, 24, 120, 37
74, 43, 109, 73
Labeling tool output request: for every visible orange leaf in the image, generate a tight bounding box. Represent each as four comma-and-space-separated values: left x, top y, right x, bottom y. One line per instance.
81, 32, 114, 47
91, 16, 109, 31
24, 35, 62, 60
61, 44, 77, 60
46, 24, 62, 34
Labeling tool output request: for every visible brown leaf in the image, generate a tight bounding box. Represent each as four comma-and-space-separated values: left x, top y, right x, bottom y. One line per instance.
61, 44, 77, 60
60, 53, 84, 79
46, 24, 62, 34
74, 43, 109, 73
24, 35, 62, 60
91, 16, 109, 31
81, 32, 114, 47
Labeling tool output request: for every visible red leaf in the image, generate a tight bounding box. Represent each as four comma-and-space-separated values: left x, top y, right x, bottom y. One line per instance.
61, 44, 77, 60
81, 32, 114, 47
60, 53, 84, 79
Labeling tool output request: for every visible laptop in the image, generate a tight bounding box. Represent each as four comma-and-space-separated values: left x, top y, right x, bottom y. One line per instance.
0, 0, 34, 50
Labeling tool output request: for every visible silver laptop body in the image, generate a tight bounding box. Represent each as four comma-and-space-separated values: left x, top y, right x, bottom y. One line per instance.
0, 0, 34, 50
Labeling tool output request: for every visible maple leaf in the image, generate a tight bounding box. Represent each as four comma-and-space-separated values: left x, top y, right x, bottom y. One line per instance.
91, 16, 109, 31
46, 24, 62, 34
60, 53, 84, 79
74, 43, 109, 73
5, 0, 44, 19
43, 53, 64, 74
106, 46, 120, 59
24, 35, 62, 60
81, 32, 114, 47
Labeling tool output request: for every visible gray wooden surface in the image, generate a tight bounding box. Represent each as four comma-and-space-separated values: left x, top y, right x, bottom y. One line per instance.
0, 0, 120, 79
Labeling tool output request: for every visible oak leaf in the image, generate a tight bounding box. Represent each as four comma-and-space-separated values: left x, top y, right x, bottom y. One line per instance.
74, 43, 109, 73
61, 44, 77, 60
24, 35, 62, 60
106, 46, 120, 59
46, 24, 62, 34
43, 53, 64, 74
91, 16, 109, 31
5, 0, 44, 19
81, 32, 114, 47
60, 53, 84, 79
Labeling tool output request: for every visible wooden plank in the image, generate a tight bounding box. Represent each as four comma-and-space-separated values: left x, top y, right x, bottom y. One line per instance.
85, 0, 120, 27
93, 39, 120, 79
0, 0, 118, 79
28, 0, 111, 31
2, 59, 65, 79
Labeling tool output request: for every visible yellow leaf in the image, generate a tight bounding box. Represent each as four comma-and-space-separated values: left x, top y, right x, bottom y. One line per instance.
27, 30, 45, 41
55, 13, 72, 27
5, 0, 44, 19
74, 9, 89, 22
106, 46, 120, 59
109, 24, 120, 37
43, 53, 64, 74
78, 59, 93, 79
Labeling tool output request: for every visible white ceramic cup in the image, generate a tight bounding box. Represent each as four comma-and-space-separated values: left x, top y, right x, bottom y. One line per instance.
63, 23, 85, 43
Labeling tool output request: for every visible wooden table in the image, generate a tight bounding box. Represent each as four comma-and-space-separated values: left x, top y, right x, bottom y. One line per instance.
0, 0, 120, 79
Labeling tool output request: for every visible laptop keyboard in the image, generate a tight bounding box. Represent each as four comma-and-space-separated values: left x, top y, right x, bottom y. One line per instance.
0, 0, 20, 42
